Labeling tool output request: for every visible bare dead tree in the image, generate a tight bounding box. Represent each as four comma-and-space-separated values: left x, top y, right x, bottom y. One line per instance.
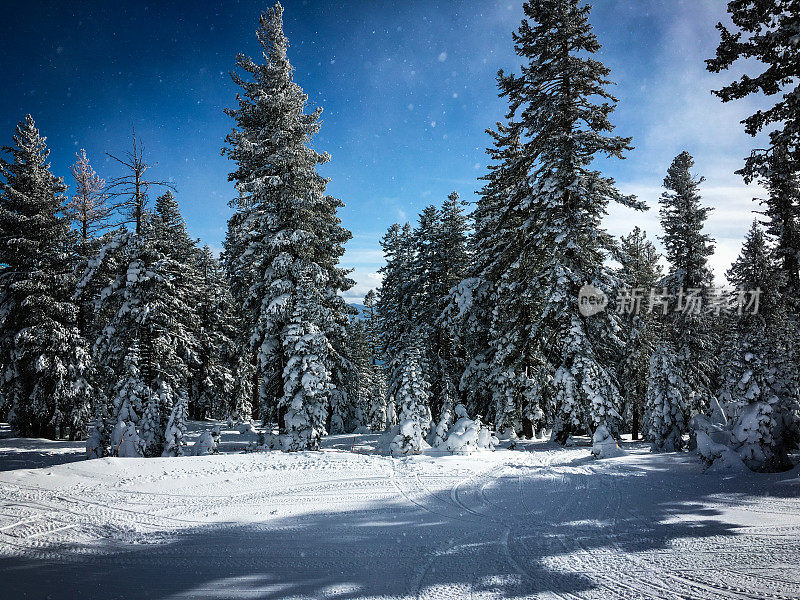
105, 128, 175, 234
66, 149, 111, 244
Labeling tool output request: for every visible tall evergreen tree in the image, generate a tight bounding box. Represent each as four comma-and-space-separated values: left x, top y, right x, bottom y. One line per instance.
222, 209, 259, 420
442, 136, 516, 420
0, 116, 93, 438
656, 151, 716, 426
707, 1, 800, 304
706, 0, 800, 177
377, 223, 415, 408
92, 216, 197, 455
222, 3, 352, 448
431, 192, 471, 418
192, 245, 243, 420
616, 228, 662, 439
150, 191, 203, 417
457, 0, 644, 441
363, 289, 381, 367
719, 220, 798, 470
362, 289, 387, 430
759, 145, 800, 299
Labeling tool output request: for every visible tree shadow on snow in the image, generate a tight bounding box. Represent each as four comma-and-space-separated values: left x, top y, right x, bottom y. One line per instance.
1, 452, 798, 600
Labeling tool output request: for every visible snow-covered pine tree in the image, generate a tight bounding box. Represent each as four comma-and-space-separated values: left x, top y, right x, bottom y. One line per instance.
409, 205, 445, 411
706, 0, 800, 178
616, 228, 662, 439
363, 290, 387, 430
221, 209, 258, 421
720, 220, 798, 471
435, 191, 471, 407
280, 273, 332, 450
193, 245, 243, 420
0, 116, 94, 438
363, 289, 381, 365
377, 223, 415, 409
93, 217, 197, 455
162, 388, 188, 457
341, 317, 374, 431
223, 3, 352, 448
390, 339, 432, 455
150, 191, 203, 417
441, 124, 525, 424
479, 0, 644, 442
67, 149, 116, 341
644, 341, 688, 452
111, 340, 147, 426
657, 151, 716, 422
756, 144, 800, 303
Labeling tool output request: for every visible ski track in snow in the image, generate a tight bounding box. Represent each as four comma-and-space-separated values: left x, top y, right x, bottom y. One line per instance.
0, 429, 799, 599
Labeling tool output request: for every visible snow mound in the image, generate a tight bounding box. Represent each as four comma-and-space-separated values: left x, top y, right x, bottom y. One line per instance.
85, 417, 105, 459
110, 421, 143, 458
389, 420, 432, 456
591, 424, 626, 459
426, 405, 498, 455
696, 431, 747, 472
190, 427, 221, 456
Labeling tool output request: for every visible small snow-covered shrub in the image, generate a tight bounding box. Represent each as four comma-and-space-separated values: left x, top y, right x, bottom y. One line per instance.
237, 421, 255, 435
731, 402, 778, 472
191, 427, 221, 456
390, 418, 431, 456
696, 431, 746, 472
431, 407, 453, 447
162, 396, 188, 457
85, 416, 107, 459
437, 405, 498, 454
110, 421, 143, 458
591, 424, 626, 459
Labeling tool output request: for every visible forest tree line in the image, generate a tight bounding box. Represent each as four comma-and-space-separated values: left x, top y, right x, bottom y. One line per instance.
0, 1, 798, 470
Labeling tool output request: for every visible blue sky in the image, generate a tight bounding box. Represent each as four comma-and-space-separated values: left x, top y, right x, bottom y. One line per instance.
1, 1, 771, 301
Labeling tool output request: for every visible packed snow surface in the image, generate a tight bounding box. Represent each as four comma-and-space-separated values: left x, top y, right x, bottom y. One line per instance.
1, 422, 799, 599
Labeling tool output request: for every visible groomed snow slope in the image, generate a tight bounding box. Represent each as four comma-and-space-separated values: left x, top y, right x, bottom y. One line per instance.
1, 424, 799, 600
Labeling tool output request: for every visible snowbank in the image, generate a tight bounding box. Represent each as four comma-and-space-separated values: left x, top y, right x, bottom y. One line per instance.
591, 424, 626, 459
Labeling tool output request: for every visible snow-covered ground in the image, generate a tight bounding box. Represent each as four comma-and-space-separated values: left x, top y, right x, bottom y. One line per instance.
1, 422, 799, 600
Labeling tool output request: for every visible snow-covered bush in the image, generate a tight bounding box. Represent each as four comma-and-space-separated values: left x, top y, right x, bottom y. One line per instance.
696, 431, 746, 472
442, 419, 498, 454
429, 405, 499, 454
431, 406, 453, 447
85, 417, 106, 459
191, 427, 221, 456
731, 402, 778, 471
110, 421, 143, 458
591, 424, 626, 459
162, 394, 188, 457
